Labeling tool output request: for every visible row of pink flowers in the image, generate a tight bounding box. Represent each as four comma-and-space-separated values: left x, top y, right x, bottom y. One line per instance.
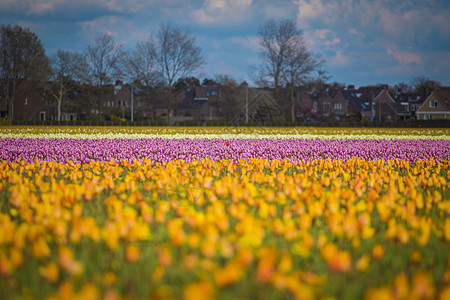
1, 138, 449, 164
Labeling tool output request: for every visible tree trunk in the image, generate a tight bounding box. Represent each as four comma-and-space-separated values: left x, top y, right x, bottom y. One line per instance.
7, 80, 16, 120
167, 83, 173, 125
57, 85, 64, 121
152, 102, 156, 122
7, 99, 13, 120
274, 78, 279, 104
291, 98, 295, 123
290, 86, 295, 123
57, 100, 62, 122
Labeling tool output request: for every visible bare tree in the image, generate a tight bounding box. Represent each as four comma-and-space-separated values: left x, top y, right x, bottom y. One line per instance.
0, 25, 49, 120
251, 19, 324, 122
284, 33, 324, 122
49, 50, 89, 121
120, 36, 163, 120
251, 19, 296, 102
87, 33, 124, 86
157, 23, 205, 124
411, 76, 440, 99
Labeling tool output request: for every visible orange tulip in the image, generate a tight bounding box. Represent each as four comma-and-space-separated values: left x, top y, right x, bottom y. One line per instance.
125, 244, 140, 263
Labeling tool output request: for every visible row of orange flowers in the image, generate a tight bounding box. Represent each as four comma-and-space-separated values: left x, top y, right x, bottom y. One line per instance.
0, 157, 449, 299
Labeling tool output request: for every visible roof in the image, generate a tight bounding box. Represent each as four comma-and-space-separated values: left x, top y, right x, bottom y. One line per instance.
394, 92, 423, 103
428, 87, 450, 111
340, 90, 370, 112
177, 87, 209, 111
433, 87, 450, 101
327, 88, 340, 99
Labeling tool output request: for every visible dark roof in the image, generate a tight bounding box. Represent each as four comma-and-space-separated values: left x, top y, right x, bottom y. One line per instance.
433, 87, 450, 101
395, 92, 422, 103
327, 88, 340, 99
177, 87, 208, 111
340, 90, 370, 112
431, 87, 450, 111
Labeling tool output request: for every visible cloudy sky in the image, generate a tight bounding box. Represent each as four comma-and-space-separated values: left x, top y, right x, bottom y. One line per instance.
2, 0, 449, 87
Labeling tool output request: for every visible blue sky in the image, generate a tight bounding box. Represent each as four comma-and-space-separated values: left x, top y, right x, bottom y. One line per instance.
2, 0, 450, 87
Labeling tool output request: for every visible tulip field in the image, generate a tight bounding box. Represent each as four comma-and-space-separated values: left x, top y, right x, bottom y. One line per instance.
1, 126, 450, 300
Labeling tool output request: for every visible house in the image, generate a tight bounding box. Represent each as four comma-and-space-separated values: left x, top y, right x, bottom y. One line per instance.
336, 85, 407, 122
0, 81, 50, 121
330, 89, 362, 119
299, 86, 373, 121
415, 87, 450, 120
98, 82, 164, 121
374, 87, 408, 121
393, 93, 424, 120
176, 85, 221, 123
177, 84, 283, 125
292, 90, 313, 119
307, 89, 332, 118
247, 89, 283, 124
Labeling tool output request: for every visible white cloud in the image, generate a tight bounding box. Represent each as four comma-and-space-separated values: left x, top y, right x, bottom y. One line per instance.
230, 36, 259, 51
0, 0, 60, 15
294, 0, 354, 27
385, 46, 423, 66
0, 0, 158, 16
329, 50, 350, 67
324, 38, 340, 46
295, 0, 328, 19
192, 0, 253, 25
314, 29, 331, 39
79, 15, 151, 46
302, 28, 340, 51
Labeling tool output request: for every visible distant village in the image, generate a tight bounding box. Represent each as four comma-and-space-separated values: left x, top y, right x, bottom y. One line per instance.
2, 23, 449, 127
2, 79, 449, 126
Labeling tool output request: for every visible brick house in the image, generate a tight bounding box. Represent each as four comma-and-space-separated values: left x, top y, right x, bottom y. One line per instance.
293, 91, 314, 119
177, 85, 283, 124
415, 87, 450, 120
0, 81, 50, 121
393, 93, 424, 120
307, 89, 333, 118
99, 83, 165, 121
374, 87, 408, 121
329, 89, 362, 119
341, 85, 407, 121
177, 85, 221, 122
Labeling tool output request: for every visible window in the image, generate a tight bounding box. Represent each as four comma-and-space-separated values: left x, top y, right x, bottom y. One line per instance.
425, 114, 433, 120
24, 97, 28, 105
429, 100, 439, 108
40, 111, 46, 121
138, 101, 141, 108
206, 89, 210, 96
333, 102, 342, 110
401, 103, 409, 111
211, 90, 218, 96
